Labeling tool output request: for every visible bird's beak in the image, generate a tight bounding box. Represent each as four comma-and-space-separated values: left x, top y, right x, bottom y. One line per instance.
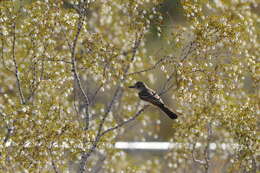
128, 85, 136, 88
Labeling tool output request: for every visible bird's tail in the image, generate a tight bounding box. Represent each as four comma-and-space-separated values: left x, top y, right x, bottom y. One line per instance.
159, 105, 178, 119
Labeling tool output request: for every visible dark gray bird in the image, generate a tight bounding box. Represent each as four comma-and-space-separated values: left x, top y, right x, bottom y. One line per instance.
129, 81, 178, 119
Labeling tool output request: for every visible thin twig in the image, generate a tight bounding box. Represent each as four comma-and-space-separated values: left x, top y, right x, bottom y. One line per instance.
100, 105, 148, 137
90, 83, 104, 104
70, 11, 90, 131
11, 22, 25, 104
180, 40, 196, 62
73, 81, 80, 117
26, 44, 48, 102
160, 70, 176, 94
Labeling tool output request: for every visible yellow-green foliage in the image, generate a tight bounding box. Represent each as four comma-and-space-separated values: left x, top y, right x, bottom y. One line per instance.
0, 0, 258, 172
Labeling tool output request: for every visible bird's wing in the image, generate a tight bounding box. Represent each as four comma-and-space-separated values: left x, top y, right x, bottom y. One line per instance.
139, 89, 164, 107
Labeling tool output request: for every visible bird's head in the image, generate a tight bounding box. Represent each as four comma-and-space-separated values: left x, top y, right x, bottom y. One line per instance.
129, 81, 146, 91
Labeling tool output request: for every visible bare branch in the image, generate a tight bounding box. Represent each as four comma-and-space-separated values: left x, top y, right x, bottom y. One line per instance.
73, 83, 80, 117
11, 22, 25, 104
100, 105, 149, 137
78, 32, 144, 173
96, 32, 143, 141
78, 105, 147, 173
160, 70, 176, 94
90, 83, 104, 104
78, 55, 176, 172
78, 141, 98, 173
70, 10, 90, 131
180, 40, 196, 62
26, 44, 49, 102
128, 32, 144, 67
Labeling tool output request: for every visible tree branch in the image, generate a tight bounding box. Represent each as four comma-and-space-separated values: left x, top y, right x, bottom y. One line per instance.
180, 40, 196, 62
96, 32, 143, 141
101, 80, 176, 136
78, 49, 177, 171
11, 23, 25, 104
100, 105, 149, 137
78, 32, 143, 173
27, 44, 48, 102
90, 83, 103, 105
78, 105, 147, 173
70, 9, 90, 131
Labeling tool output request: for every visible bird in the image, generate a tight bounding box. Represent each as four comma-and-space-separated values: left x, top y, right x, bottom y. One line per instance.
129, 81, 178, 119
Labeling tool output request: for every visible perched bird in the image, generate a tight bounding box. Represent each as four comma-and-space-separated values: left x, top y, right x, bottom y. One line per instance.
129, 81, 178, 119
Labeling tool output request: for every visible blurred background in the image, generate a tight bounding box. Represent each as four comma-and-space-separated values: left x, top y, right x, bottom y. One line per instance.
0, 0, 259, 172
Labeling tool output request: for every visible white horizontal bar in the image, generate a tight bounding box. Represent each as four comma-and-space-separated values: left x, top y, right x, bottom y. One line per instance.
115, 142, 239, 151
2, 141, 239, 151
